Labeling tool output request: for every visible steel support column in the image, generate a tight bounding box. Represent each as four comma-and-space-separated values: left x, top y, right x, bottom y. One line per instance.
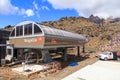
62, 48, 68, 61
77, 46, 80, 56
82, 44, 85, 53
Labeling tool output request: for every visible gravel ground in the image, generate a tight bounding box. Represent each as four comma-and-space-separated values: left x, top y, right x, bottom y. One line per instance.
0, 53, 99, 80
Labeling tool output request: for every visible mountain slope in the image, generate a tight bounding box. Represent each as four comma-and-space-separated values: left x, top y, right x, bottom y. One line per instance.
40, 16, 120, 52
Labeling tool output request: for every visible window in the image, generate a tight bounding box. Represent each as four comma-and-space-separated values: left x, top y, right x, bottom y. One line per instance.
10, 29, 15, 37
109, 53, 112, 55
7, 49, 12, 55
34, 24, 42, 34
19, 26, 23, 36
16, 26, 23, 36
24, 23, 32, 35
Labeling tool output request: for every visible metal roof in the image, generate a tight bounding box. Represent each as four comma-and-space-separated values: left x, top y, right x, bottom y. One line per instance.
39, 25, 85, 40
10, 21, 86, 40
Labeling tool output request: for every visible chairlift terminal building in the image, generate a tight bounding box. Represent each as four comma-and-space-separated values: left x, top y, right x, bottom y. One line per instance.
5, 21, 88, 64
9, 21, 87, 49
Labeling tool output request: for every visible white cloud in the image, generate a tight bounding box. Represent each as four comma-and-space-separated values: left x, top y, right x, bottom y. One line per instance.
33, 1, 38, 10
32, 1, 40, 18
0, 0, 34, 17
25, 9, 34, 17
32, 1, 50, 18
0, 0, 18, 14
47, 0, 120, 18
41, 6, 50, 11
19, 9, 25, 15
18, 9, 34, 17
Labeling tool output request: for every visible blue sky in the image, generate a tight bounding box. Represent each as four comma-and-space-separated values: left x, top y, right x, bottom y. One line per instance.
0, 0, 78, 28
0, 0, 120, 28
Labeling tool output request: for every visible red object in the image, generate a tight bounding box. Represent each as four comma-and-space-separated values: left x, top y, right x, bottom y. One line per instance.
38, 36, 43, 42
32, 42, 36, 44
51, 38, 57, 44
117, 52, 120, 56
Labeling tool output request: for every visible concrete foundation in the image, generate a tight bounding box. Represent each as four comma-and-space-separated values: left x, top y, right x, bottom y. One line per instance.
62, 61, 120, 80
12, 64, 49, 77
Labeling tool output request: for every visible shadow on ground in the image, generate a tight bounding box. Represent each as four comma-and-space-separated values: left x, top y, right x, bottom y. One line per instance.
53, 53, 90, 69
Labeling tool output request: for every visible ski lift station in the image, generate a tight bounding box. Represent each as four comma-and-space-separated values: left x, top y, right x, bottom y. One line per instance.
2, 21, 88, 65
